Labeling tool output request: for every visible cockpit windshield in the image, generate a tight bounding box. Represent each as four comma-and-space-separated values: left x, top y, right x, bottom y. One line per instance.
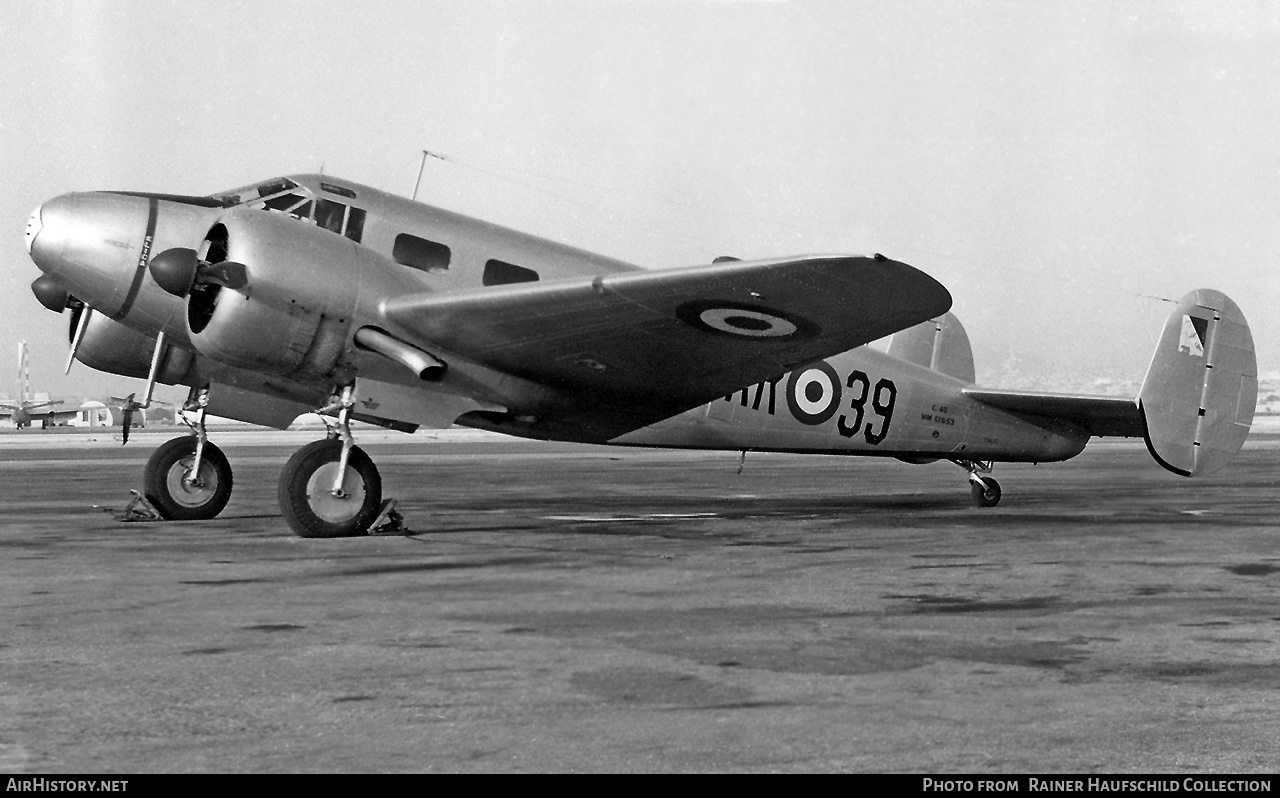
207, 177, 364, 243
211, 177, 314, 217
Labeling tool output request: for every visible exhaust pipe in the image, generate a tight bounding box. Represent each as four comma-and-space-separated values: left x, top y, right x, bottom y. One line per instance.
354, 327, 446, 380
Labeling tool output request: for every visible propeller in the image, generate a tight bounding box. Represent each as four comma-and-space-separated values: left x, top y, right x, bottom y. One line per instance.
66, 303, 91, 374
110, 393, 143, 445
148, 248, 248, 298
109, 393, 175, 444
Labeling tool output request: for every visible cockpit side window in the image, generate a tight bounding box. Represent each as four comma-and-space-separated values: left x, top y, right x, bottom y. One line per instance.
345, 207, 366, 242
315, 199, 366, 242
316, 199, 345, 234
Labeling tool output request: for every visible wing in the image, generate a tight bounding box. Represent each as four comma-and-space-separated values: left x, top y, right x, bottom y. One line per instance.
964, 389, 1143, 437
382, 254, 951, 415
20, 400, 63, 412
0, 406, 79, 424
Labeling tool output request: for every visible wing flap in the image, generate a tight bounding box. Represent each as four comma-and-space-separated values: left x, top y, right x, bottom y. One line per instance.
964, 389, 1143, 437
383, 255, 951, 412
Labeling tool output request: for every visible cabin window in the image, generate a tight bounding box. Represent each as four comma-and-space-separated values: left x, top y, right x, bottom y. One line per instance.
483, 259, 540, 286
393, 234, 450, 273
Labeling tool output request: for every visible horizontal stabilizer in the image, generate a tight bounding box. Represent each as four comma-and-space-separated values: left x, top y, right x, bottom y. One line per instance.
963, 390, 1142, 438
1138, 289, 1256, 477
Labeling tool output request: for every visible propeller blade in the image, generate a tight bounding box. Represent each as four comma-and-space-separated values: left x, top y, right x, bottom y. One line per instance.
149, 248, 248, 294
118, 393, 137, 445
198, 260, 248, 289
67, 306, 91, 374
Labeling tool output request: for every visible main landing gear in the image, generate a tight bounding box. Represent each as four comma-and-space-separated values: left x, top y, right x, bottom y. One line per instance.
143, 387, 233, 520
278, 385, 390, 538
953, 459, 1002, 508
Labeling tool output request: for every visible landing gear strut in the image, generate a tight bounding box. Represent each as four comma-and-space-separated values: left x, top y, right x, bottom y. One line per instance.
143, 387, 233, 520
953, 459, 1001, 508
278, 385, 383, 538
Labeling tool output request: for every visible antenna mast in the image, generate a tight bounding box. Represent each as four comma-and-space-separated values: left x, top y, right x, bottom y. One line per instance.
411, 149, 449, 201
411, 150, 428, 201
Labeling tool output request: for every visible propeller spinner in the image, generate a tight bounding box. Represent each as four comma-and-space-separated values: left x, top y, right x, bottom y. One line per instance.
148, 247, 247, 297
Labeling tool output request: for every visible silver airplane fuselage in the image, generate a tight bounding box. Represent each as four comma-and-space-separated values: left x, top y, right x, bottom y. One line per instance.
25, 175, 1093, 464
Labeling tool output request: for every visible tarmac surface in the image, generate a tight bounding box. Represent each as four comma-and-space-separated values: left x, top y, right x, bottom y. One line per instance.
1, 426, 1277, 773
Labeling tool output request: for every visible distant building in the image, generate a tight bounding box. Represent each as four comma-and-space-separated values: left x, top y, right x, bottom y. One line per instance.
72, 401, 112, 428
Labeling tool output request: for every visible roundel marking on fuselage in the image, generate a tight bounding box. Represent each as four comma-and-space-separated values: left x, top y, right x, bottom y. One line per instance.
674, 300, 820, 341
785, 362, 842, 425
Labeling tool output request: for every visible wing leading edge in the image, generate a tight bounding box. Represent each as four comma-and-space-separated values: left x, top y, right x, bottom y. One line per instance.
382, 254, 952, 416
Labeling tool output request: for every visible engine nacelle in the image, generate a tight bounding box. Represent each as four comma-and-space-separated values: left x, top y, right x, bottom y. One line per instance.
184, 208, 358, 381
70, 306, 194, 383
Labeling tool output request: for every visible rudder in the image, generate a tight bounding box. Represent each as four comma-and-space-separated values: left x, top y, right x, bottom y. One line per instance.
1138, 289, 1256, 476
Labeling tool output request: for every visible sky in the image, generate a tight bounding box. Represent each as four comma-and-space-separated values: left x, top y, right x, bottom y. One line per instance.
1, 0, 1277, 402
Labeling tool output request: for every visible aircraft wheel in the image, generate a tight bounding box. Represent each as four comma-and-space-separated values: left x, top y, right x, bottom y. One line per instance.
143, 436, 233, 520
278, 439, 381, 538
970, 477, 1002, 508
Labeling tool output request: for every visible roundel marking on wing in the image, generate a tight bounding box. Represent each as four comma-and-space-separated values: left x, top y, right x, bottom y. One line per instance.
786, 362, 842, 425
699, 307, 796, 337
675, 300, 821, 341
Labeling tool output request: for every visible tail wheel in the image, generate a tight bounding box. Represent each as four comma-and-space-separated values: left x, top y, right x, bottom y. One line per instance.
143, 436, 233, 520
278, 439, 381, 538
970, 477, 1002, 508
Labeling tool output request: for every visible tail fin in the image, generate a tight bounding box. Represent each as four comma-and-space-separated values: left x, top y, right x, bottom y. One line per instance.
1138, 289, 1256, 476
886, 312, 975, 383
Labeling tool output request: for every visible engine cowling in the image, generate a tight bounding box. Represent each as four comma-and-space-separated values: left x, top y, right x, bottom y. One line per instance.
182, 208, 359, 381
69, 305, 194, 383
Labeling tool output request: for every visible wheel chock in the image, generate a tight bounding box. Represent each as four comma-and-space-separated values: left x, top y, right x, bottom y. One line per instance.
116, 490, 165, 522
368, 499, 407, 535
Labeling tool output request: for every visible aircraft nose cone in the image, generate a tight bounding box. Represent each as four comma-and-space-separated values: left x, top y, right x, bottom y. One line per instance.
24, 204, 42, 255
26, 193, 77, 274
24, 192, 154, 314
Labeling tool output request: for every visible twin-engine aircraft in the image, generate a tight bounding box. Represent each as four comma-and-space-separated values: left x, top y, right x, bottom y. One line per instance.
23, 174, 1257, 537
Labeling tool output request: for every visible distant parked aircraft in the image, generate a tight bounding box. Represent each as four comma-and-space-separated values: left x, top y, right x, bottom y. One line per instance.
0, 340, 76, 428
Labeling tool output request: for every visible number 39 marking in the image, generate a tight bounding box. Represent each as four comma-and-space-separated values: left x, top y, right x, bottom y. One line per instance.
836, 371, 897, 445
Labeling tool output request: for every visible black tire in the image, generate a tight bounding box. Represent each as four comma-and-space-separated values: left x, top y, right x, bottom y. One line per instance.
970, 477, 1002, 508
143, 436, 233, 520
278, 439, 381, 538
